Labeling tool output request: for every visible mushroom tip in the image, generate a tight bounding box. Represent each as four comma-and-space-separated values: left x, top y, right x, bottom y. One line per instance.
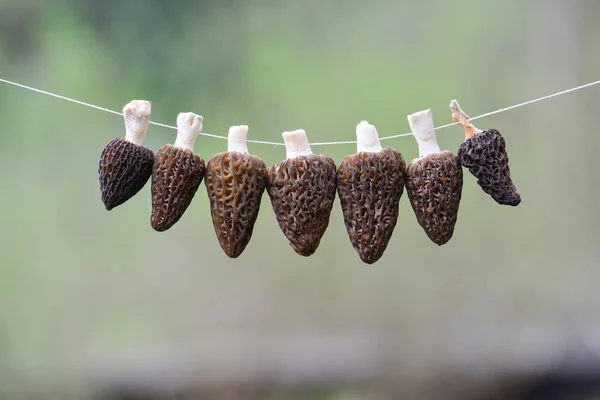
123, 100, 152, 117
176, 112, 203, 131
282, 129, 307, 139
355, 120, 382, 153
407, 109, 433, 122
282, 129, 312, 158
229, 125, 249, 135
227, 125, 250, 153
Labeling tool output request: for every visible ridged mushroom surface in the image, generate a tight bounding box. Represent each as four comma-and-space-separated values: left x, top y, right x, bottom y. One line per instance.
405, 151, 463, 245
99, 137, 154, 210
337, 147, 406, 264
205, 151, 267, 258
458, 129, 521, 206
267, 154, 337, 256
151, 144, 205, 232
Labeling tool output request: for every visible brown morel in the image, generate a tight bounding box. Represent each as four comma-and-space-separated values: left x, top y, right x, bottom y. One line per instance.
98, 100, 155, 210
267, 129, 337, 256
151, 112, 205, 232
450, 100, 521, 206
205, 125, 267, 258
337, 121, 406, 264
405, 109, 463, 245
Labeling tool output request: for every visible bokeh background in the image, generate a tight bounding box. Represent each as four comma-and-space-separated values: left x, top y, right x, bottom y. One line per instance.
1, 1, 600, 399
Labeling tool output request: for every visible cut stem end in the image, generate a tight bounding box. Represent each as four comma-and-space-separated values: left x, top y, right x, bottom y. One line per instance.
282, 129, 313, 159
227, 125, 249, 153
450, 99, 482, 140
174, 112, 203, 151
407, 109, 441, 158
356, 121, 382, 153
123, 100, 151, 146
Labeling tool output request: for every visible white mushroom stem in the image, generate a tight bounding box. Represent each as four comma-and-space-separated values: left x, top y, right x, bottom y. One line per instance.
407, 109, 441, 158
174, 112, 203, 151
450, 99, 482, 140
123, 100, 151, 146
227, 125, 249, 154
282, 129, 313, 159
356, 121, 382, 153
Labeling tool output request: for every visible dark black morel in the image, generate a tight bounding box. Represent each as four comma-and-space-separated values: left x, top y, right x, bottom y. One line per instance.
205, 126, 267, 258
451, 100, 521, 206
267, 129, 337, 256
98, 100, 154, 210
337, 121, 406, 264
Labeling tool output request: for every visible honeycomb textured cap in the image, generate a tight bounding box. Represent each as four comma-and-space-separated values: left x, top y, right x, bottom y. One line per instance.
98, 137, 155, 210
267, 154, 337, 256
205, 151, 267, 258
458, 129, 521, 206
405, 151, 463, 245
151, 144, 205, 232
337, 147, 406, 264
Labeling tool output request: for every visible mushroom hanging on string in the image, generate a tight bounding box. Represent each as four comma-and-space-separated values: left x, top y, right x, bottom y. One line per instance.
337, 121, 406, 264
450, 100, 521, 206
98, 100, 155, 210
405, 109, 463, 245
151, 112, 205, 232
267, 129, 337, 256
204, 125, 267, 258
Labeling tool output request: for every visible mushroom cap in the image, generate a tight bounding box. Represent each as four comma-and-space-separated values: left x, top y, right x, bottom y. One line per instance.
267, 154, 337, 256
98, 137, 154, 210
458, 129, 521, 206
151, 145, 205, 232
205, 151, 267, 258
405, 151, 463, 245
337, 147, 406, 264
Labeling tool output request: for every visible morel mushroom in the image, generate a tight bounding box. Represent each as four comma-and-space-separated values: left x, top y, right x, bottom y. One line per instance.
267, 129, 337, 256
450, 100, 521, 206
337, 121, 406, 264
205, 125, 267, 258
151, 112, 205, 232
98, 100, 155, 210
405, 109, 463, 245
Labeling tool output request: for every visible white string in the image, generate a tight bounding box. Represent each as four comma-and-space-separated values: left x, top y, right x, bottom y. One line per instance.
2, 77, 599, 147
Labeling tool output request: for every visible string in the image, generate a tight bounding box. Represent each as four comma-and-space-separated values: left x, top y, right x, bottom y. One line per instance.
1, 77, 599, 147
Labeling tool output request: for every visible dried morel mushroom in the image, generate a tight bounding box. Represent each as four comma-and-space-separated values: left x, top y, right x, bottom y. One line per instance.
450, 100, 521, 206
267, 129, 337, 256
98, 100, 155, 210
205, 125, 267, 258
337, 121, 406, 264
151, 112, 205, 232
405, 109, 463, 245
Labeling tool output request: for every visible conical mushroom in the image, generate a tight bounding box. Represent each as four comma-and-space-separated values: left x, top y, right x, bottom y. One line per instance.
98, 100, 155, 210
267, 129, 337, 256
151, 112, 205, 232
450, 100, 521, 206
205, 125, 267, 258
405, 109, 463, 245
337, 121, 406, 264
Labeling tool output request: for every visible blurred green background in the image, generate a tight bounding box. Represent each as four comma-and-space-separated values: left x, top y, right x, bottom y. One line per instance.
1, 1, 600, 399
